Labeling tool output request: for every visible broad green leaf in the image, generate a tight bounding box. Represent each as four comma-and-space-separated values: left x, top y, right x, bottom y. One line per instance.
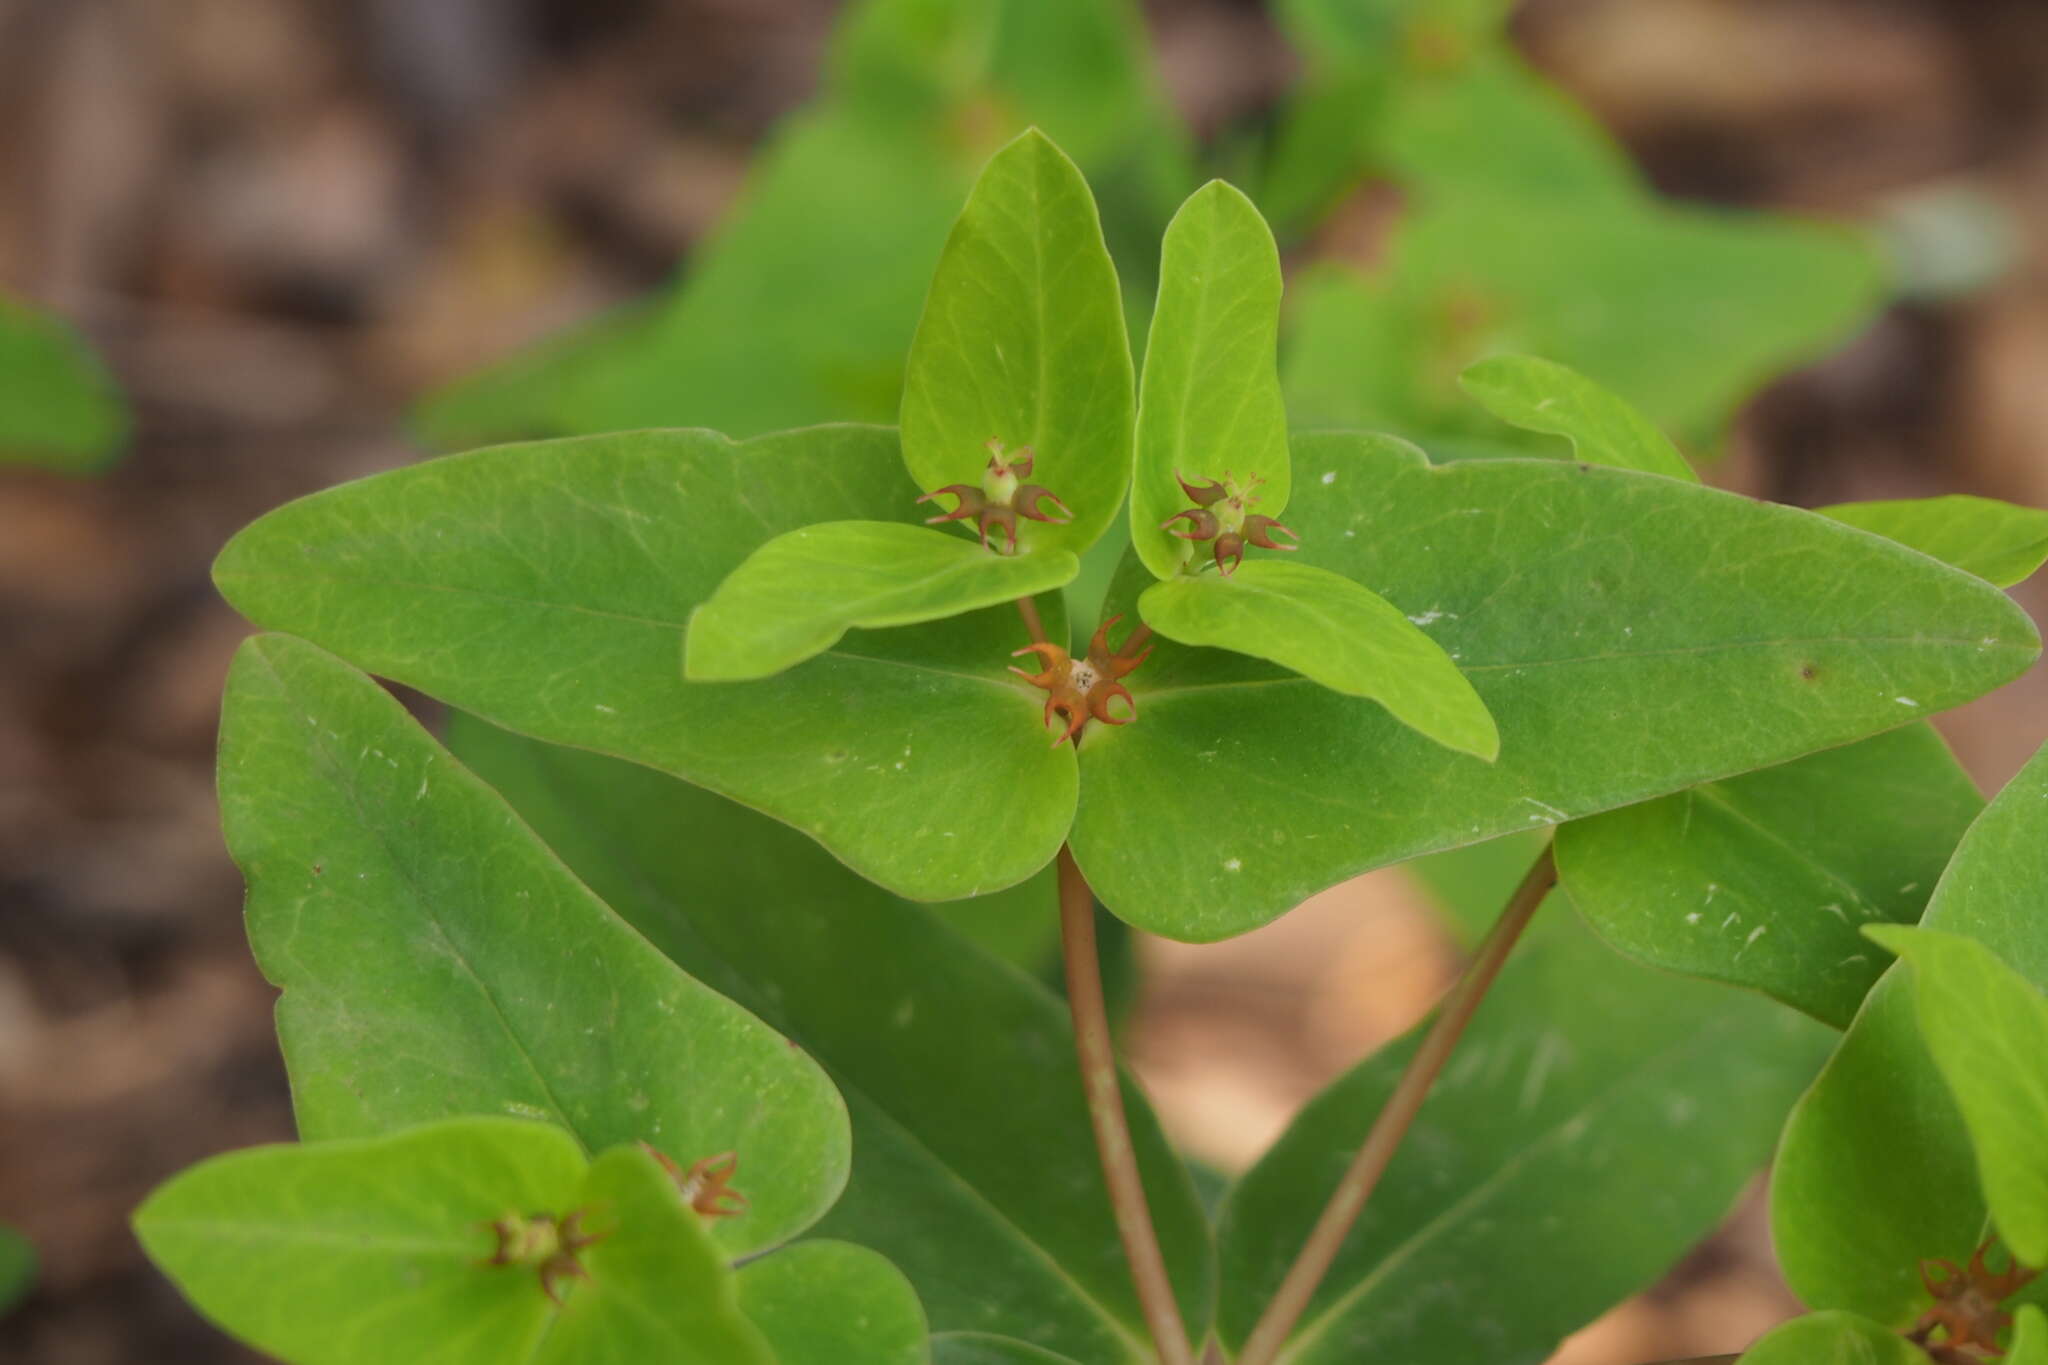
418, 0, 1186, 447
219, 634, 848, 1255
0, 1226, 32, 1316
1556, 725, 1983, 1028
1130, 180, 1290, 578
1216, 912, 1832, 1362
900, 129, 1134, 557
1074, 431, 2037, 941
736, 1241, 928, 1365
932, 1336, 1083, 1364
1821, 496, 2048, 589
0, 294, 126, 473
2015, 1305, 2048, 1365
1458, 353, 1696, 482
450, 716, 1212, 1364
686, 522, 1078, 681
135, 1120, 777, 1365
1136, 560, 1496, 758
1738, 1312, 1931, 1365
1864, 925, 2048, 1265
213, 425, 1076, 903
1775, 743, 2048, 1322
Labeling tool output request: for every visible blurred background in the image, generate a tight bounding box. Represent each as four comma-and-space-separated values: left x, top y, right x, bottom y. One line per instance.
3, 1, 2047, 1360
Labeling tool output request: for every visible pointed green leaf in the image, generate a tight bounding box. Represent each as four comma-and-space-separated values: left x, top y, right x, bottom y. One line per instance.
0, 1226, 32, 1317
1130, 180, 1290, 578
1775, 743, 2048, 1322
2014, 1306, 2048, 1365
1738, 1312, 1931, 1365
0, 294, 126, 474
1216, 912, 1832, 1362
1821, 496, 2048, 589
686, 522, 1078, 681
1458, 353, 1696, 482
900, 129, 1134, 556
219, 634, 848, 1255
1556, 725, 1983, 1028
1136, 560, 1497, 758
736, 1241, 928, 1365
450, 717, 1212, 1364
1075, 431, 2037, 941
1864, 925, 2048, 1265
212, 425, 1075, 903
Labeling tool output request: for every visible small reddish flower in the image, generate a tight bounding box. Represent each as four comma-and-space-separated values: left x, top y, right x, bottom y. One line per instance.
642, 1143, 749, 1220
1159, 470, 1297, 575
1010, 615, 1152, 747
482, 1206, 610, 1303
918, 439, 1072, 554
1908, 1239, 2039, 1359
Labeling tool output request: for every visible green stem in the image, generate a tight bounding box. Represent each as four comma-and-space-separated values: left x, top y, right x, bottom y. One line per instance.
1058, 845, 1194, 1365
1235, 843, 1559, 1365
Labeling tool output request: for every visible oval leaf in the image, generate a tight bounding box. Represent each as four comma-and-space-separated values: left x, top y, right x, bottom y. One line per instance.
1074, 431, 2037, 941
220, 634, 848, 1255
1863, 925, 2048, 1266
1774, 742, 2048, 1321
1739, 1311, 1931, 1365
211, 424, 1076, 903
900, 129, 1134, 556
686, 521, 1078, 681
1556, 725, 1983, 1028
1215, 912, 1832, 1362
1821, 496, 2048, 590
450, 716, 1212, 1364
736, 1241, 929, 1365
1458, 353, 1697, 481
1131, 180, 1291, 578
1136, 559, 1497, 758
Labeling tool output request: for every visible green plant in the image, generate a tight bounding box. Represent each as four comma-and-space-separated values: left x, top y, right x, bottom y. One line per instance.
0, 292, 126, 473
126, 4, 2048, 1362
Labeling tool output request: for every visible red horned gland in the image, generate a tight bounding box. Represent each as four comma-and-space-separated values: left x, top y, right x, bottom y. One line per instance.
482, 1206, 610, 1304
1908, 1239, 2039, 1359
1159, 469, 1297, 575
917, 438, 1073, 554
1010, 614, 1152, 747
641, 1143, 749, 1221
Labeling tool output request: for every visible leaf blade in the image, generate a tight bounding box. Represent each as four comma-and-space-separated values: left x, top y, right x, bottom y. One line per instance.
1458, 353, 1697, 482
736, 1241, 929, 1365
1821, 495, 2048, 589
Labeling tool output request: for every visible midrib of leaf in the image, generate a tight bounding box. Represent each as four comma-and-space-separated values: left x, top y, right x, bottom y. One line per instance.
1271, 1009, 1756, 1363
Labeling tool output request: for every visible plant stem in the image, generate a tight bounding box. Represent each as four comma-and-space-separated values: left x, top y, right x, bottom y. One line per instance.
1015, 594, 1049, 646
1058, 845, 1194, 1365
1235, 843, 1559, 1365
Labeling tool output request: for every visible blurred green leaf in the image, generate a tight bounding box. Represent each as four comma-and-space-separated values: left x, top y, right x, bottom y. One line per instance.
1775, 742, 2048, 1322
1557, 726, 1983, 1028
218, 634, 848, 1256
1458, 354, 1696, 482
1137, 560, 1496, 758
686, 522, 1076, 681
1074, 431, 2037, 941
931, 1336, 1083, 1364
1865, 925, 2048, 1265
735, 1241, 929, 1365
0, 294, 126, 474
1737, 1311, 1931, 1365
1216, 913, 1832, 1362
213, 426, 1075, 904
0, 1226, 33, 1317
2015, 1305, 2048, 1365
1821, 496, 2048, 589
901, 129, 1134, 557
450, 717, 1211, 1362
1130, 180, 1289, 579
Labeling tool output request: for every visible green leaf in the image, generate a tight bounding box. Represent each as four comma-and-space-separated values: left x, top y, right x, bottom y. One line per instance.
449, 717, 1212, 1364
1821, 496, 2048, 589
218, 633, 848, 1256
0, 1226, 33, 1316
1458, 353, 1696, 482
1136, 560, 1497, 758
1130, 180, 1290, 579
932, 1336, 1084, 1364
686, 522, 1077, 681
1074, 431, 2037, 941
2014, 1305, 2048, 1365
212, 425, 1075, 903
136, 1120, 779, 1365
900, 129, 1134, 557
736, 1241, 929, 1365
0, 293, 126, 473
1215, 912, 1833, 1362
1864, 925, 2048, 1266
1775, 742, 2048, 1322
1556, 725, 1983, 1028
1738, 1311, 1931, 1365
